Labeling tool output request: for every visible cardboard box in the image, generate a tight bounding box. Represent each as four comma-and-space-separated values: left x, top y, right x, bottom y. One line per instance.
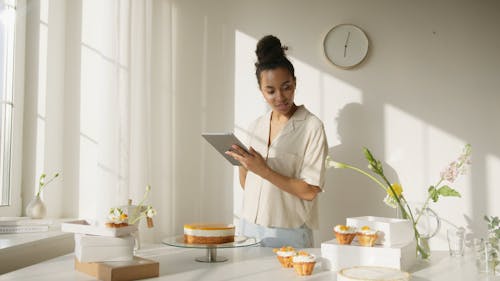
321, 239, 416, 271
62, 220, 138, 237
75, 234, 135, 262
75, 256, 159, 281
346, 216, 413, 246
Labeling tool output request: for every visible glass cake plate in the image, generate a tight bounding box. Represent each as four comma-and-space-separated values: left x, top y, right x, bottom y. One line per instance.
162, 235, 259, 263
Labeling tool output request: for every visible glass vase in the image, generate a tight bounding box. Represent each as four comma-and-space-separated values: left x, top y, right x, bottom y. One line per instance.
474, 238, 499, 275
413, 207, 441, 259
417, 236, 431, 259
26, 194, 47, 219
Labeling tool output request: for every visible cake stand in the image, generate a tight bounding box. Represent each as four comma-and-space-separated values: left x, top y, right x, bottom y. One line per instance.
162, 235, 259, 263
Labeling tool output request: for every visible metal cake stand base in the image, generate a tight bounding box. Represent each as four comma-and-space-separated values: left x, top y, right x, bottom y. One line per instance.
195, 247, 228, 263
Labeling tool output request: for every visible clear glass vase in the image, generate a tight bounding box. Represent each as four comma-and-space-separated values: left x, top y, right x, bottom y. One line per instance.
474, 238, 499, 275
25, 194, 47, 219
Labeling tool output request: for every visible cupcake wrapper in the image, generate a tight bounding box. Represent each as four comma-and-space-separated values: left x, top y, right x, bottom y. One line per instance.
357, 234, 378, 247
293, 262, 316, 276
277, 255, 294, 268
335, 232, 356, 245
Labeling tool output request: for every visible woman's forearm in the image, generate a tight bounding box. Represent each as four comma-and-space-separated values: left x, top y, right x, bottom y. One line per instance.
239, 166, 248, 189
260, 167, 320, 201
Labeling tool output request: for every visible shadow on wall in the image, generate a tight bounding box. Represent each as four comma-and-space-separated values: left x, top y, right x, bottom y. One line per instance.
316, 102, 397, 246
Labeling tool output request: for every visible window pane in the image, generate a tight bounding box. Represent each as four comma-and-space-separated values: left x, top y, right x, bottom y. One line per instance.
0, 0, 16, 206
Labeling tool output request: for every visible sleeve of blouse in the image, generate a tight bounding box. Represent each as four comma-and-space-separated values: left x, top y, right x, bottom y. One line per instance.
299, 122, 328, 189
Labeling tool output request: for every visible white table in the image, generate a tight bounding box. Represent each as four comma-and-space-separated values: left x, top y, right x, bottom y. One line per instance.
0, 244, 498, 280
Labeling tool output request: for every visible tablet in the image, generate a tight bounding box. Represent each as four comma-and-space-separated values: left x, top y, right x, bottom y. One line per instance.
202, 133, 249, 166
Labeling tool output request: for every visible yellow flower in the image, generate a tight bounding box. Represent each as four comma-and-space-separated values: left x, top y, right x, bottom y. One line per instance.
388, 183, 403, 198
120, 213, 128, 221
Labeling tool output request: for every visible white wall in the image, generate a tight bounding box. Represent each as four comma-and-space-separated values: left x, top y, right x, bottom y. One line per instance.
170, 0, 500, 249
20, 0, 500, 250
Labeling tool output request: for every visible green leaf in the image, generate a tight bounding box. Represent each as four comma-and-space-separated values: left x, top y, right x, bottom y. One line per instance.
428, 186, 439, 202
437, 186, 461, 198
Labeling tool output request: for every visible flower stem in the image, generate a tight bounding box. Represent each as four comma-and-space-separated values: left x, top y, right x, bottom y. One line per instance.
341, 163, 389, 193
130, 185, 151, 224
36, 173, 60, 197
415, 178, 443, 225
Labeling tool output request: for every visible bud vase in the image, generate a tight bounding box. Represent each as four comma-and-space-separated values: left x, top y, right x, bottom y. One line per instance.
26, 194, 47, 219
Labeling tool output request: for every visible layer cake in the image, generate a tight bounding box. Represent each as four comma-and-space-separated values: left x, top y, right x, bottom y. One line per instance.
183, 223, 235, 244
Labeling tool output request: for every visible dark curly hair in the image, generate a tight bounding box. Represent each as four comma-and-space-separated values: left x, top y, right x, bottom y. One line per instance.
255, 35, 295, 87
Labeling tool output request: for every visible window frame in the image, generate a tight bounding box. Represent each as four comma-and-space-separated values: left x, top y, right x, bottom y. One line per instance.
0, 0, 26, 216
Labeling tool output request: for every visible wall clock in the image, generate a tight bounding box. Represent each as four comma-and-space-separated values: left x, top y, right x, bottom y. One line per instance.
323, 24, 369, 69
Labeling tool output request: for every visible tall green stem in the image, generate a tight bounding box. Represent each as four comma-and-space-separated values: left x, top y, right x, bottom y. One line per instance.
343, 163, 411, 220
342, 164, 388, 192
415, 178, 443, 225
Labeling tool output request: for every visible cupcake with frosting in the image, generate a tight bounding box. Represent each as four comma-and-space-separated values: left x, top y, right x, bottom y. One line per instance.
334, 225, 357, 245
292, 251, 316, 276
273, 246, 296, 268
105, 207, 129, 228
357, 226, 378, 247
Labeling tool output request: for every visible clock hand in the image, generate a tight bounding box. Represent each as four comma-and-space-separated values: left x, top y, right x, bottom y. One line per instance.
344, 31, 351, 58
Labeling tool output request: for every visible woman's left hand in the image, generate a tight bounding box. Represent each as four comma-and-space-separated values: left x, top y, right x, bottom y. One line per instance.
225, 145, 270, 178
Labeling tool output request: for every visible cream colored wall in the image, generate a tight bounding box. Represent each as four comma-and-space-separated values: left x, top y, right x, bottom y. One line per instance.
171, 0, 500, 249
20, 0, 500, 250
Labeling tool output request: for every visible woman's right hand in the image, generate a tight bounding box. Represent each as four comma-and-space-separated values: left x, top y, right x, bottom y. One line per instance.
225, 145, 270, 178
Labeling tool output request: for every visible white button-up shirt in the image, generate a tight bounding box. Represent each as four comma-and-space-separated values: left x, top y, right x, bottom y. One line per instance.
242, 105, 328, 229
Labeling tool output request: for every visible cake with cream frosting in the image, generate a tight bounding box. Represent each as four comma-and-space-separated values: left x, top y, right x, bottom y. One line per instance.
292, 251, 316, 276
273, 246, 296, 268
334, 225, 357, 245
105, 207, 129, 228
183, 223, 235, 244
357, 226, 379, 247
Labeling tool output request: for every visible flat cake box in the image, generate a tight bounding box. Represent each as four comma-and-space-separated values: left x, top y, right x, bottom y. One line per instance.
75, 233, 135, 262
61, 220, 138, 237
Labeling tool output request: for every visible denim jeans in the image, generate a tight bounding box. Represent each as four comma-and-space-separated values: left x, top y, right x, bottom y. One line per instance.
240, 218, 313, 248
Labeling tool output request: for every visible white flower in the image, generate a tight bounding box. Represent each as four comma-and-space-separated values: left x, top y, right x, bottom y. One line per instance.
146, 206, 157, 218
383, 194, 398, 208
108, 207, 127, 223
325, 156, 347, 169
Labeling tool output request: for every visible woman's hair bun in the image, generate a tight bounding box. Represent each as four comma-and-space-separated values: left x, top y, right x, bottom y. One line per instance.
255, 35, 288, 65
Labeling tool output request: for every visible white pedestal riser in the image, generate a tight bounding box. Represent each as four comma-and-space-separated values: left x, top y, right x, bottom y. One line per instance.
321, 239, 416, 271
346, 216, 413, 246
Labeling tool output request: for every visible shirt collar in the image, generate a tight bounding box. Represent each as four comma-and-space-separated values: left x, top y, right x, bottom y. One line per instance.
269, 105, 307, 138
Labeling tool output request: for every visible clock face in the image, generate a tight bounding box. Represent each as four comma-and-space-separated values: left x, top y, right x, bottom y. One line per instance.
324, 24, 369, 69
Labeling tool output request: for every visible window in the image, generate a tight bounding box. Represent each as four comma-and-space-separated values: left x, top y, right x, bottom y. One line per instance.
0, 0, 16, 207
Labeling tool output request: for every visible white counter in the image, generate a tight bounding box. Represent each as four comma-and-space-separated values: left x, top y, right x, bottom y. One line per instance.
0, 244, 498, 280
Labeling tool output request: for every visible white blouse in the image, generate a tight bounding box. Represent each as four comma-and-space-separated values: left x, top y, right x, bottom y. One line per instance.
241, 105, 328, 229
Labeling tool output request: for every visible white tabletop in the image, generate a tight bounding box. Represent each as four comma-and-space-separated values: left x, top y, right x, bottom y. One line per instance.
0, 244, 498, 281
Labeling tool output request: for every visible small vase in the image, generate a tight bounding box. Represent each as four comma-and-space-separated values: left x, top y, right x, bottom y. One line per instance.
26, 195, 47, 219
417, 236, 431, 259
406, 207, 441, 259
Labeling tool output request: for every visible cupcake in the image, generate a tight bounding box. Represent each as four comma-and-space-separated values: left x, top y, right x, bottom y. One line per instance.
273, 246, 296, 268
357, 226, 378, 247
292, 251, 316, 276
334, 225, 357, 245
105, 207, 129, 228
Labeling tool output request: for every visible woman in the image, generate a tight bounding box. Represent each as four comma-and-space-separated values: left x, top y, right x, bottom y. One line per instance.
225, 35, 328, 248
